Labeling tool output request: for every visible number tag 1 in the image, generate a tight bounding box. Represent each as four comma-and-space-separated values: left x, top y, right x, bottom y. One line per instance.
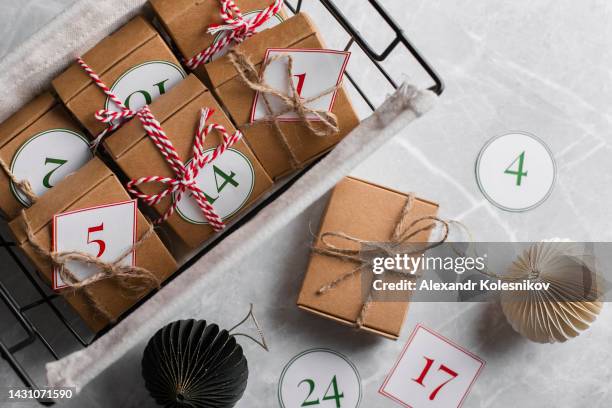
52, 200, 138, 290
278, 349, 362, 408
380, 325, 485, 408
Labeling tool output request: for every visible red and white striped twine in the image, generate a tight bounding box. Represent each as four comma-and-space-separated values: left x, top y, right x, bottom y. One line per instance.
77, 57, 143, 150
185, 0, 284, 70
126, 105, 243, 231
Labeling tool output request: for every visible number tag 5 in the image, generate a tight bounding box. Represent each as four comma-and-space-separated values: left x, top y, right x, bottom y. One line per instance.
52, 200, 138, 290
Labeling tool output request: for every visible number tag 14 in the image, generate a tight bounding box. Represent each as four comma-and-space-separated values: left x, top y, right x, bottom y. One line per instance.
380, 325, 485, 408
52, 200, 138, 290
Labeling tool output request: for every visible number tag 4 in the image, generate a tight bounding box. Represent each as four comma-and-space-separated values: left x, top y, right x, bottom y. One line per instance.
250, 48, 351, 123
52, 200, 138, 290
380, 325, 485, 408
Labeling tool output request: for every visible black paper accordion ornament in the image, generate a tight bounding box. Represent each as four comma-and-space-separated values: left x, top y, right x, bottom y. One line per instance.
142, 319, 249, 408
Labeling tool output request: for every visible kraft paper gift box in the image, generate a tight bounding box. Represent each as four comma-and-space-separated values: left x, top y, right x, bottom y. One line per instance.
52, 16, 186, 138
9, 157, 177, 333
150, 0, 287, 83
206, 13, 360, 180
297, 177, 439, 340
0, 93, 92, 219
104, 74, 273, 249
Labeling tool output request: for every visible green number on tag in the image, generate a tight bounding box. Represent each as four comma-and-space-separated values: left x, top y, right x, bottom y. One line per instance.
504, 151, 528, 186
42, 157, 68, 188
124, 79, 170, 109
299, 379, 320, 406
299, 376, 344, 407
203, 165, 239, 204
322, 376, 344, 408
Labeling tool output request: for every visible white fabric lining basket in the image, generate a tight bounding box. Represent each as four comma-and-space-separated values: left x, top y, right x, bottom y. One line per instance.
0, 0, 438, 393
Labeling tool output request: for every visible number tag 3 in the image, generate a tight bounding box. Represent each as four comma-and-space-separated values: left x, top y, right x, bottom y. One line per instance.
380, 325, 485, 408
52, 200, 138, 290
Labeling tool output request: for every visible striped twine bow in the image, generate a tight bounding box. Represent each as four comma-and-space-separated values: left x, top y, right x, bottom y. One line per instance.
185, 0, 284, 70
77, 57, 144, 150
126, 105, 243, 231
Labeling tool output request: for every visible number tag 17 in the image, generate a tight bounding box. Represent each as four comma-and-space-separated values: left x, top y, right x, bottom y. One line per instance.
380, 325, 485, 408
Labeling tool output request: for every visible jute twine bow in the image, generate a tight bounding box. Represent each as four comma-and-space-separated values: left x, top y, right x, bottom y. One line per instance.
126, 106, 241, 230
228, 49, 341, 169
77, 57, 148, 150
313, 195, 450, 329
20, 210, 160, 323
185, 0, 284, 70
0, 157, 38, 205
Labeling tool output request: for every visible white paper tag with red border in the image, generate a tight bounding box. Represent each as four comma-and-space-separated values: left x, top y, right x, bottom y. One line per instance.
379, 324, 485, 408
250, 48, 350, 123
52, 200, 138, 290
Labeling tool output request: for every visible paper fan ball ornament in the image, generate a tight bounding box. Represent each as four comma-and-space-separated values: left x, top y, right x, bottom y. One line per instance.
142, 319, 248, 408
500, 240, 603, 343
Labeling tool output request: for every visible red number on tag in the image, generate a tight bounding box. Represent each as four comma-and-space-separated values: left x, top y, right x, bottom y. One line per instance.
412, 357, 458, 401
293, 73, 307, 97
87, 223, 106, 258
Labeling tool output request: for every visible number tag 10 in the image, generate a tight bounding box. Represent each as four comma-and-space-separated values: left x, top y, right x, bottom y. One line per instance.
52, 200, 138, 290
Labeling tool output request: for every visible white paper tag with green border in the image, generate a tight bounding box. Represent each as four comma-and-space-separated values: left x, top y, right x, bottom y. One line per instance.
105, 61, 186, 119
476, 132, 556, 212
209, 9, 285, 62
10, 129, 92, 207
278, 348, 362, 408
52, 200, 138, 290
175, 148, 255, 224
251, 48, 351, 123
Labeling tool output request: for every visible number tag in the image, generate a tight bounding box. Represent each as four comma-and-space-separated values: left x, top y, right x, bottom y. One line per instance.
279, 349, 361, 408
380, 325, 485, 408
52, 200, 138, 290
209, 9, 284, 62
175, 149, 255, 225
9, 129, 92, 207
104, 61, 186, 124
475, 132, 556, 212
250, 48, 351, 123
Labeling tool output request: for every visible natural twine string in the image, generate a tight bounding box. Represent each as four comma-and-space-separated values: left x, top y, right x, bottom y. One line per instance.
0, 157, 38, 205
20, 209, 160, 323
313, 195, 450, 329
228, 49, 340, 169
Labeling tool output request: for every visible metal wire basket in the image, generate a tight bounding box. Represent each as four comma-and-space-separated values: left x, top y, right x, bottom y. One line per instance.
0, 0, 443, 405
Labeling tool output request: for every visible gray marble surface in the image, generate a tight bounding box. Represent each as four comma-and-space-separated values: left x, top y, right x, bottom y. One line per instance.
1, 0, 612, 407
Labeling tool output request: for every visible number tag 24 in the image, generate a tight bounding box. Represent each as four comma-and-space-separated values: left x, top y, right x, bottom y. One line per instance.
300, 376, 344, 408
